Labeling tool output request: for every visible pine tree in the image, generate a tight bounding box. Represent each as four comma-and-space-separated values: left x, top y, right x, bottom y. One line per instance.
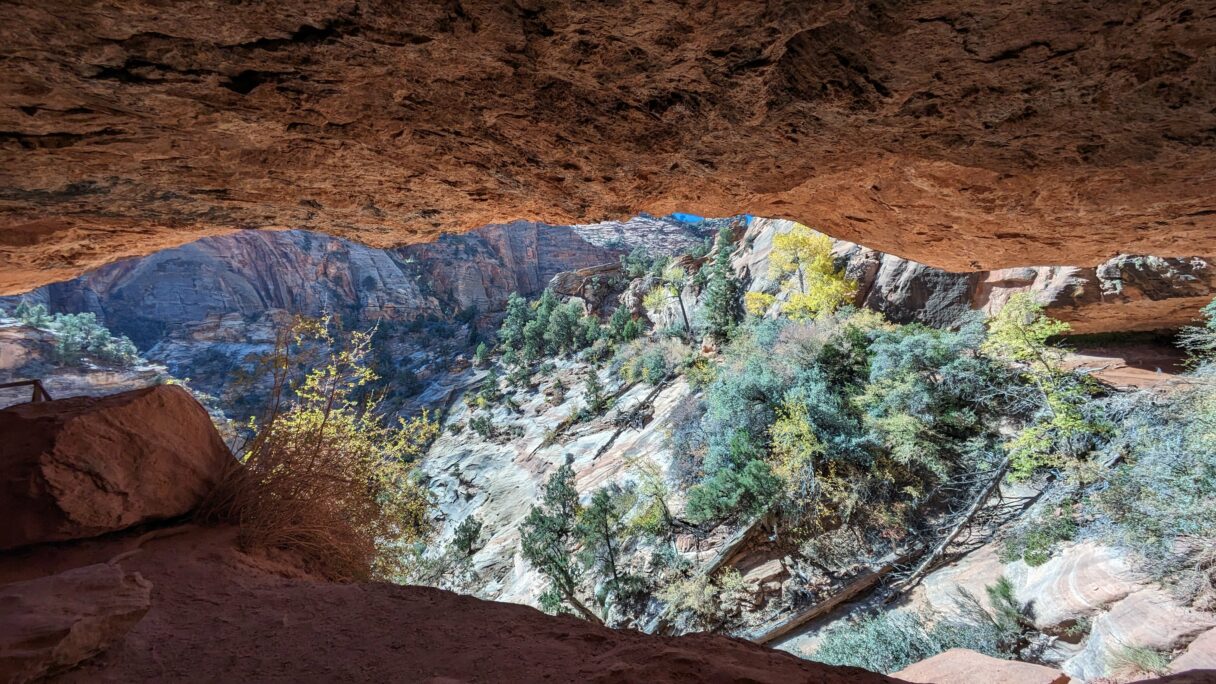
702, 226, 741, 342
473, 341, 489, 368
498, 293, 531, 354
522, 289, 560, 361
519, 464, 602, 623
577, 487, 633, 596
607, 306, 632, 341
544, 301, 581, 355
583, 370, 610, 415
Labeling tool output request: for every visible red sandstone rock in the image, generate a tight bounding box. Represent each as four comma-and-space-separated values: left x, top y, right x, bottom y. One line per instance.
1170, 628, 1216, 674
0, 526, 898, 683
894, 649, 1070, 684
0, 563, 151, 683
0, 385, 232, 550
1, 1, 1213, 293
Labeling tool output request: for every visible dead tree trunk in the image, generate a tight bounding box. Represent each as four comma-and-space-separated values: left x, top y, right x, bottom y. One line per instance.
885, 458, 1010, 598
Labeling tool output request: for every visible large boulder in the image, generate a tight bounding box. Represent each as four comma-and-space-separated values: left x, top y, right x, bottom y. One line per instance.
0, 563, 151, 683
894, 649, 1070, 684
1170, 628, 1216, 674
0, 384, 232, 550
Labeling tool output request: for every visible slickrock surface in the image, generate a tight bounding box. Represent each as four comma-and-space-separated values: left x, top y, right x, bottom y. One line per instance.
2, 1, 1214, 292
0, 526, 899, 684
912, 539, 1216, 681
893, 649, 1070, 684
0, 563, 151, 684
0, 385, 232, 550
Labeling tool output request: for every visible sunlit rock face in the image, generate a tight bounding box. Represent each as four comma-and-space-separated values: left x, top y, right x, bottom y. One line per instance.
741, 218, 1216, 334
0, 216, 710, 418
2, 0, 1213, 293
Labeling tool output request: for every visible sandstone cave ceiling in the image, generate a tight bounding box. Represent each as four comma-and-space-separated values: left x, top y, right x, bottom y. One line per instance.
0, 0, 1213, 294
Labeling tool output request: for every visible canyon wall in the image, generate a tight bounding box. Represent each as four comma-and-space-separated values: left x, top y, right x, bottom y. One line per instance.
740, 218, 1216, 335
2, 0, 1214, 293
0, 216, 711, 417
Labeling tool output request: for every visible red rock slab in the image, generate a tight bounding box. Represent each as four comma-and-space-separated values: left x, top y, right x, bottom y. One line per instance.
0, 563, 151, 683
894, 648, 1070, 684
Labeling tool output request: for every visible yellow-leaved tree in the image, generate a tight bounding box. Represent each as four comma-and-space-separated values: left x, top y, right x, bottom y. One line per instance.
981, 294, 1102, 478
204, 316, 439, 580
766, 223, 856, 321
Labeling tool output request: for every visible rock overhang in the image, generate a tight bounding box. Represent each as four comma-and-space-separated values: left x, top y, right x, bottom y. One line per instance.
1, 0, 1213, 294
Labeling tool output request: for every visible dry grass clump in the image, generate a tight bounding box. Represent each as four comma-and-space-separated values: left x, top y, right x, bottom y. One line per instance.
202, 317, 438, 581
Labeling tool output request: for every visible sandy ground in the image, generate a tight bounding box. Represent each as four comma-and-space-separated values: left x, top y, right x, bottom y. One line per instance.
1063, 342, 1189, 389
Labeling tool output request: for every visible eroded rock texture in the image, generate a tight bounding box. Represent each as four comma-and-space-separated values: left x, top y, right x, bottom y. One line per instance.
1, 0, 1213, 293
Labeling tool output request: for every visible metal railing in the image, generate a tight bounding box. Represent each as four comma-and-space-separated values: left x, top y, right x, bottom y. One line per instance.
0, 379, 53, 403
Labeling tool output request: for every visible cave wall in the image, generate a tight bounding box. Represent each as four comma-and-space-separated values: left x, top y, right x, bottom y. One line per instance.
1, 0, 1213, 294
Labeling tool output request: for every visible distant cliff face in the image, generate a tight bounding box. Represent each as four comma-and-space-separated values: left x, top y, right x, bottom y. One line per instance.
12, 216, 708, 345
16, 230, 441, 349
1, 215, 711, 416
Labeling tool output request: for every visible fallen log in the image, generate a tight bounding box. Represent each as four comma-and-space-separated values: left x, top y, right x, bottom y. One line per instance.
746, 547, 923, 646
884, 458, 1010, 598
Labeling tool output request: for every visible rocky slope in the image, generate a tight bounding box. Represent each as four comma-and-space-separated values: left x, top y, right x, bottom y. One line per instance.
415, 220, 1214, 681
2, 0, 1214, 293
0, 386, 896, 684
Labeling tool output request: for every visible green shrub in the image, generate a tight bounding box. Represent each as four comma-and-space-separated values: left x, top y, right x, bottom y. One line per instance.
812, 609, 1006, 675
999, 506, 1077, 566
657, 567, 751, 630
1090, 383, 1216, 584
685, 459, 782, 523
607, 306, 642, 342
11, 302, 141, 367
619, 345, 669, 385
468, 413, 495, 439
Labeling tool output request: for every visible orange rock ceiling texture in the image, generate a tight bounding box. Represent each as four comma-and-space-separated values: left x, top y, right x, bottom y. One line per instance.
1, 0, 1213, 294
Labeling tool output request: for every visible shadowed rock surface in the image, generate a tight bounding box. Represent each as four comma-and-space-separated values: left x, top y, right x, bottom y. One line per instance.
0, 385, 231, 550
2, 0, 1214, 292
0, 563, 151, 684
0, 526, 899, 684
